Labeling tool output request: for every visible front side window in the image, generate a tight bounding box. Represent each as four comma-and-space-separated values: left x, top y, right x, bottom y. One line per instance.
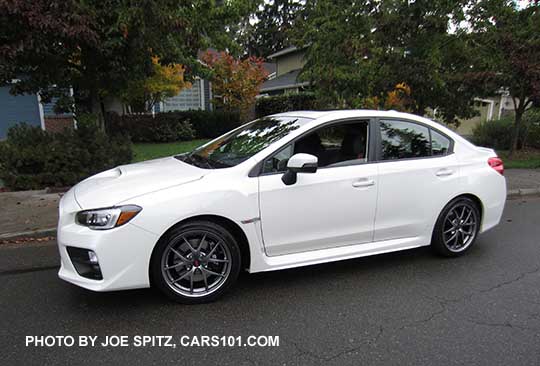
179, 116, 311, 169
262, 120, 369, 173
380, 120, 430, 160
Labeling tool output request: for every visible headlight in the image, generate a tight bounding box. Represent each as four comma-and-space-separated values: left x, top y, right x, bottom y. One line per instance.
75, 205, 142, 230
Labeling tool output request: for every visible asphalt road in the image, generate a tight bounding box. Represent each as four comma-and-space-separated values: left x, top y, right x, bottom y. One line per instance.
2, 197, 540, 366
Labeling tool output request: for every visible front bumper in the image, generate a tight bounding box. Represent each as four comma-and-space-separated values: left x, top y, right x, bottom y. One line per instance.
57, 189, 158, 292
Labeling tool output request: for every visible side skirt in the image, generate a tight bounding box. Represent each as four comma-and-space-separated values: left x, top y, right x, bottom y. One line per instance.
249, 236, 429, 273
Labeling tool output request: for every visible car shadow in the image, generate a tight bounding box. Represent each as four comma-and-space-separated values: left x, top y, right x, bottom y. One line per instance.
62, 240, 492, 310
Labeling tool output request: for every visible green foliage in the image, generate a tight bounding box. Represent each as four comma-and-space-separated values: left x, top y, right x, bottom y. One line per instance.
468, 1, 540, 152
522, 108, 540, 149
239, 0, 304, 57
0, 118, 132, 190
472, 118, 515, 150
255, 93, 319, 117
106, 110, 241, 142
0, 0, 257, 113
292, 0, 477, 125
471, 109, 540, 150
106, 113, 195, 143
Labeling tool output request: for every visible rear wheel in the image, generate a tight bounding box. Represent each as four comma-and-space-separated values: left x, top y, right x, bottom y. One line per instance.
150, 221, 241, 304
431, 197, 480, 257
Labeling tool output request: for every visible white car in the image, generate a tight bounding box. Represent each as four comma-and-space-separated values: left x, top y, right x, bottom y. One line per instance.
57, 110, 506, 303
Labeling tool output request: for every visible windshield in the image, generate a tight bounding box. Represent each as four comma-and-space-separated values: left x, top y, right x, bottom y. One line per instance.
178, 116, 312, 169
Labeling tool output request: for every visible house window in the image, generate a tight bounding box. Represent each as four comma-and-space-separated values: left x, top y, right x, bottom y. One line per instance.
162, 80, 202, 111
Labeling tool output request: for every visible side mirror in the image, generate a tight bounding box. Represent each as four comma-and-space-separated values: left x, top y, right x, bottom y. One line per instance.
282, 153, 318, 185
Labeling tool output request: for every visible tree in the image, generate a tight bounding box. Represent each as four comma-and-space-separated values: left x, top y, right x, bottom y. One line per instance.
122, 57, 191, 113
0, 0, 257, 124
468, 0, 540, 155
293, 0, 478, 125
240, 0, 304, 58
362, 82, 415, 112
202, 51, 268, 120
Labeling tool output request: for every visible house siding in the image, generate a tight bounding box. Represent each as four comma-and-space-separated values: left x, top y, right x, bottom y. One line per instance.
0, 86, 42, 139
276, 51, 306, 77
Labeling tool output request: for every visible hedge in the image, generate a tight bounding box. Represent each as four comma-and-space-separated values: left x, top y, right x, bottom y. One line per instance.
255, 93, 319, 118
106, 110, 242, 142
471, 109, 540, 150
0, 118, 132, 191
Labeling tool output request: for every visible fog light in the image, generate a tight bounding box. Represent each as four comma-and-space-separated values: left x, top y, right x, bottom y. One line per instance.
88, 251, 99, 264
66, 247, 103, 280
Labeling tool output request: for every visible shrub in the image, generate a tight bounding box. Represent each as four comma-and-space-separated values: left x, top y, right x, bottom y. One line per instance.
180, 110, 242, 138
255, 93, 320, 118
471, 117, 514, 150
105, 112, 195, 142
471, 108, 540, 150
105, 110, 241, 142
522, 108, 540, 149
0, 117, 132, 190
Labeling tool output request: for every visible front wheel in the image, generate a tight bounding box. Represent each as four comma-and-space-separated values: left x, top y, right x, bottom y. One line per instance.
150, 221, 241, 304
431, 197, 481, 257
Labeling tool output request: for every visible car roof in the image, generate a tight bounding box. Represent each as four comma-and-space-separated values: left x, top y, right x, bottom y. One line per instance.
271, 109, 421, 120
271, 109, 454, 133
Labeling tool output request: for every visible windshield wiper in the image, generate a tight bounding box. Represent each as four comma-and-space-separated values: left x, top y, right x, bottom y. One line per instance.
177, 152, 231, 169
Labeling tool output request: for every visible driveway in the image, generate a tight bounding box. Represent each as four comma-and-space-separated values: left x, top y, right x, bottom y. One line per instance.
1, 197, 540, 365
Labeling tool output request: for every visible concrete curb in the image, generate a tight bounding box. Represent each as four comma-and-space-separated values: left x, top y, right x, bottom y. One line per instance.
0, 228, 56, 241
507, 188, 540, 199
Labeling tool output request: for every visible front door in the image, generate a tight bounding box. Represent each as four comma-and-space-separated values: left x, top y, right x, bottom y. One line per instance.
257, 120, 378, 256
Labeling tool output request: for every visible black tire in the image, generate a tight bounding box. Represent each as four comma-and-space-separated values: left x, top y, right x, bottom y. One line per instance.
150, 220, 241, 304
431, 197, 481, 257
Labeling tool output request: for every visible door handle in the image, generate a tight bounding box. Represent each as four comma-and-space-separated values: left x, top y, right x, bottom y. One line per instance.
352, 179, 375, 188
436, 168, 454, 177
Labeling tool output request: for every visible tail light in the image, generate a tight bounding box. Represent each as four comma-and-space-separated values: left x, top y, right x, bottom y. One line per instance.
488, 157, 504, 175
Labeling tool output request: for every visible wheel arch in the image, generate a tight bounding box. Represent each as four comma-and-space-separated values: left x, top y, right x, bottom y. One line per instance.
149, 214, 252, 278
442, 193, 484, 229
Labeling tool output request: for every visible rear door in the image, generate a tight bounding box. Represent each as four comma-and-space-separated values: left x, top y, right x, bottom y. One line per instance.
373, 118, 461, 242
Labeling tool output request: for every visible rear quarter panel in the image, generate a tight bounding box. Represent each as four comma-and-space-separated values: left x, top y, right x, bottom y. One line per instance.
454, 144, 507, 233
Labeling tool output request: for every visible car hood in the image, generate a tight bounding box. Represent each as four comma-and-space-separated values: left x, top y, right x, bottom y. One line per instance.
74, 157, 205, 209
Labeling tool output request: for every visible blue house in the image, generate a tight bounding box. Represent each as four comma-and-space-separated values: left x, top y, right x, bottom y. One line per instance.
0, 85, 73, 139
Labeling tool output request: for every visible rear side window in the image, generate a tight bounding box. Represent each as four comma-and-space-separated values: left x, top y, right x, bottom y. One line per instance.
380, 120, 431, 160
431, 129, 451, 156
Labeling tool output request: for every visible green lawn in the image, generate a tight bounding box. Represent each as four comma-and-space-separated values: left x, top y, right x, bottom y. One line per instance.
498, 149, 540, 169
132, 139, 209, 163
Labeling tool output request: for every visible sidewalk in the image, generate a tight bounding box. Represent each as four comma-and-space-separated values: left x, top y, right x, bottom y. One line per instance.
1, 169, 539, 239
0, 190, 60, 239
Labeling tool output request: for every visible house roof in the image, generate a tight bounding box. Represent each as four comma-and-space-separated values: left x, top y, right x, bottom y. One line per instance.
262, 62, 277, 75
260, 69, 309, 92
267, 46, 302, 59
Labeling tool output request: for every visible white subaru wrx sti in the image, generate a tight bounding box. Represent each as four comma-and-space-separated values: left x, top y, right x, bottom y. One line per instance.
57, 110, 506, 303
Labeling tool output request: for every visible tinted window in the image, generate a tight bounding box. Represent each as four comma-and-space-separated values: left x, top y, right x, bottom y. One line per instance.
262, 120, 369, 173
182, 116, 311, 168
431, 129, 451, 156
380, 120, 430, 160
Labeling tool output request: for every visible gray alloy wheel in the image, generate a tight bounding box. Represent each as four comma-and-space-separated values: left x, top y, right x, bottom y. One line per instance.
161, 229, 232, 298
431, 197, 481, 257
441, 203, 479, 253
151, 221, 241, 304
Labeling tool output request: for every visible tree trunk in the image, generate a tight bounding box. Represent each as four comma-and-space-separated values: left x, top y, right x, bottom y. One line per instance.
509, 109, 523, 158
414, 102, 425, 116
89, 89, 106, 131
